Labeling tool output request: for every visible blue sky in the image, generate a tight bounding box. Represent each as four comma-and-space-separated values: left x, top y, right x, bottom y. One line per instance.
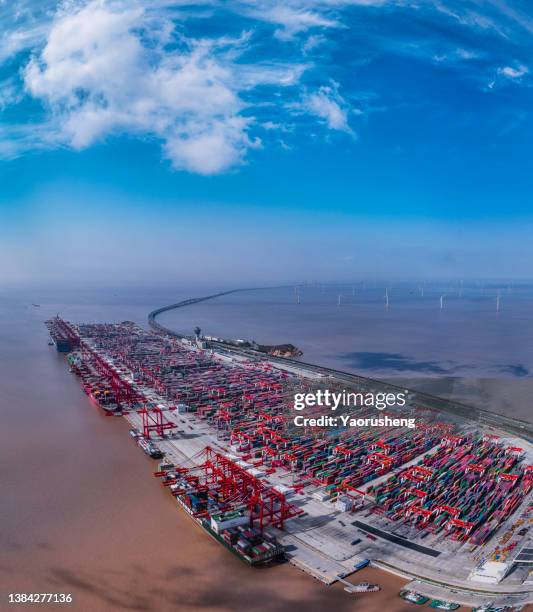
1, 0, 532, 283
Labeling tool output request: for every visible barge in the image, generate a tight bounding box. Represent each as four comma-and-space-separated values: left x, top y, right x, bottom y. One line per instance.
429, 601, 460, 611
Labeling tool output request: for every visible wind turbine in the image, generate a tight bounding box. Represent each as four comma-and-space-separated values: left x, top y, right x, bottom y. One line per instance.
337, 294, 343, 306
439, 295, 444, 310
385, 288, 390, 309
496, 292, 501, 312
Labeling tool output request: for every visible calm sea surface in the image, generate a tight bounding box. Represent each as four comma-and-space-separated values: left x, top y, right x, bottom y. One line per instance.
160, 282, 533, 422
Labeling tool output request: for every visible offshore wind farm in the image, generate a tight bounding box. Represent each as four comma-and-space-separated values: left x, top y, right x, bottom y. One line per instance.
156, 281, 533, 426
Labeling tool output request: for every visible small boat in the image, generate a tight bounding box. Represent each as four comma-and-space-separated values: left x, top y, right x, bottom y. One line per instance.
429, 600, 460, 610
400, 590, 430, 605
137, 437, 164, 459
129, 428, 141, 439
346, 582, 380, 593
32, 303, 41, 307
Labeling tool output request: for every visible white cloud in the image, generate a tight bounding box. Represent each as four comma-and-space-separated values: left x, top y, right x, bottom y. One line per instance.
163, 117, 261, 174
433, 2, 504, 36
497, 64, 528, 79
261, 6, 340, 39
0, 77, 22, 109
0, 24, 48, 64
456, 48, 477, 60
0, 0, 57, 64
432, 47, 478, 64
303, 33, 327, 53
302, 83, 354, 134
0, 120, 61, 158
5, 0, 527, 173
262, 121, 282, 130
17, 0, 302, 174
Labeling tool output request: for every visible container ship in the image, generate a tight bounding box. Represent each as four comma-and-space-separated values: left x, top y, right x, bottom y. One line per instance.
129, 429, 164, 459
67, 352, 143, 416
46, 317, 80, 353
156, 463, 284, 566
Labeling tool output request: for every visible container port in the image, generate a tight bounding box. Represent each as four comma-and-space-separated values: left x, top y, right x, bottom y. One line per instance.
368, 435, 532, 545
46, 315, 533, 609
154, 449, 289, 565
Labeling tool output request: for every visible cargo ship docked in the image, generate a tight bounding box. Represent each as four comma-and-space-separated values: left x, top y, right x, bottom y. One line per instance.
70, 352, 125, 415
156, 463, 285, 566
46, 317, 80, 353
67, 349, 144, 416
129, 429, 164, 459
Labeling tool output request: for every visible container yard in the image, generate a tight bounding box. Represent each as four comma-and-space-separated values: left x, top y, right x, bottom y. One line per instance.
368, 435, 532, 545
46, 315, 533, 609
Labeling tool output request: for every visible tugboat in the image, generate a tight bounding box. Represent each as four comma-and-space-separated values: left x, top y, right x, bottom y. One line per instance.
399, 590, 430, 605
429, 600, 460, 610
345, 582, 380, 593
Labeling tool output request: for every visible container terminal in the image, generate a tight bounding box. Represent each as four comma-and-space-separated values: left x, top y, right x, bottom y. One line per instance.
45, 312, 533, 609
